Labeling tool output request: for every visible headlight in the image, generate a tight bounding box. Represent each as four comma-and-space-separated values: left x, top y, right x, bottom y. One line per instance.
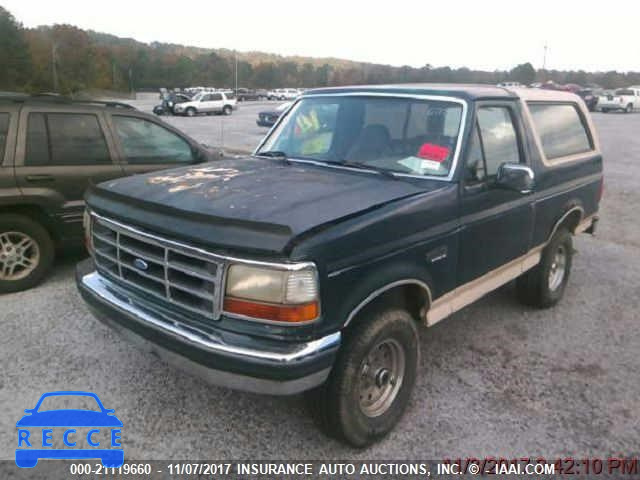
224, 263, 319, 323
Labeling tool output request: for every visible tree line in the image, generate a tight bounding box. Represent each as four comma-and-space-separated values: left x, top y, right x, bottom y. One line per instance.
2, 6, 640, 95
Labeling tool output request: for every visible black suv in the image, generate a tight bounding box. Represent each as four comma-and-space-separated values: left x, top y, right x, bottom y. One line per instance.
0, 94, 213, 293
77, 85, 602, 446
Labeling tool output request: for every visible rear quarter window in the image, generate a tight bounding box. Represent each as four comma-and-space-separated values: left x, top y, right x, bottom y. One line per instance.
25, 113, 111, 166
0, 113, 9, 162
527, 103, 593, 161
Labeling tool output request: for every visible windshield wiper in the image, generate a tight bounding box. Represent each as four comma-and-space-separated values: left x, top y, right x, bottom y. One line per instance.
309, 159, 398, 179
341, 161, 398, 179
255, 150, 290, 164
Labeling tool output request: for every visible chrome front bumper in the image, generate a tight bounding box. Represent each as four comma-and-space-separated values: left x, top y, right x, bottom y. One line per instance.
77, 265, 341, 395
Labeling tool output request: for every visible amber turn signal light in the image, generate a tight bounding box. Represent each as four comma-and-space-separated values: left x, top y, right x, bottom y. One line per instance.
223, 297, 319, 323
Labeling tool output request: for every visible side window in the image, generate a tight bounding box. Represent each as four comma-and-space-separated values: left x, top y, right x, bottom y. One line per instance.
464, 125, 486, 183
25, 113, 110, 166
211, 93, 223, 101
0, 113, 10, 162
48, 114, 110, 165
25, 113, 51, 166
112, 116, 194, 164
476, 106, 521, 177
527, 103, 592, 160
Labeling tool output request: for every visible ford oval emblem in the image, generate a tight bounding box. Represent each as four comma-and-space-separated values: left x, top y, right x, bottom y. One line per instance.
133, 258, 149, 271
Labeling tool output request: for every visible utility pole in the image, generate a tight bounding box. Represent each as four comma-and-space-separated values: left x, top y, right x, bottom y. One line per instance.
51, 42, 59, 92
112, 60, 117, 89
543, 43, 548, 71
234, 50, 238, 92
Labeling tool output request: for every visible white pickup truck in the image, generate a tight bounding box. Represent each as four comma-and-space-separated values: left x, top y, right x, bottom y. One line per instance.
598, 88, 640, 113
173, 91, 237, 117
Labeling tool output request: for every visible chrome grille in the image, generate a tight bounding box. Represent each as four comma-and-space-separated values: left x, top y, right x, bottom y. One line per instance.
91, 214, 225, 320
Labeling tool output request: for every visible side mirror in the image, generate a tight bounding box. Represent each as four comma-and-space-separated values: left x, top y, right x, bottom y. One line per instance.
191, 146, 206, 163
495, 163, 535, 194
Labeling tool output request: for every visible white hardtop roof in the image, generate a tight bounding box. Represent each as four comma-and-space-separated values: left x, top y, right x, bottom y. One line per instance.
506, 87, 582, 102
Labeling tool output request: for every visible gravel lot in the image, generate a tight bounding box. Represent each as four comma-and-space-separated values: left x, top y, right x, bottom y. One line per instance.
1, 106, 639, 462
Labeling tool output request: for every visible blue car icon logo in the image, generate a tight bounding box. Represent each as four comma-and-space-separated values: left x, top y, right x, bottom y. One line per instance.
15, 391, 123, 468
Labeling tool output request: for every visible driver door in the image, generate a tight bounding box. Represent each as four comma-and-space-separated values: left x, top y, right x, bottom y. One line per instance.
457, 102, 535, 285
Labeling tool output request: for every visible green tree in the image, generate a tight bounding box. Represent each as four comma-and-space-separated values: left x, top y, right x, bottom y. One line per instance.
170, 55, 196, 87
509, 62, 536, 85
253, 62, 279, 88
300, 63, 315, 87
195, 52, 231, 87
0, 6, 31, 90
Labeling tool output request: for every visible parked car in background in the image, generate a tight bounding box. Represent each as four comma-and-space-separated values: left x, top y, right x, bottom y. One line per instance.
577, 88, 600, 111
266, 89, 278, 100
598, 88, 640, 113
153, 93, 191, 116
173, 91, 237, 116
256, 102, 291, 127
540, 81, 562, 90
267, 88, 300, 100
497, 81, 523, 88
235, 88, 267, 101
77, 84, 601, 447
562, 84, 582, 93
0, 94, 215, 293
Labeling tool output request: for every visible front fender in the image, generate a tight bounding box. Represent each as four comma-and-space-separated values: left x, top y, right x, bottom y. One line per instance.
319, 258, 442, 336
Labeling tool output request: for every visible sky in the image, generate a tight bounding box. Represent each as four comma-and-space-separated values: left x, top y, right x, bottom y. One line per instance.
4, 0, 639, 72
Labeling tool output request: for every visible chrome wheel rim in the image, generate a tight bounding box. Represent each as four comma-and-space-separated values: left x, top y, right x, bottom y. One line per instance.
0, 231, 40, 281
358, 338, 405, 418
548, 245, 567, 292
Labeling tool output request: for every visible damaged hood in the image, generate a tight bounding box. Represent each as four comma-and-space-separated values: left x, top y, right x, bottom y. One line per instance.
88, 158, 435, 253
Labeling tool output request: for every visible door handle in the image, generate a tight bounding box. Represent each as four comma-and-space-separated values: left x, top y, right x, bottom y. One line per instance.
25, 174, 55, 182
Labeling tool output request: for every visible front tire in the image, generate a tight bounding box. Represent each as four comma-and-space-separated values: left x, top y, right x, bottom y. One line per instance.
516, 228, 573, 308
626, 104, 633, 113
0, 214, 54, 293
223, 105, 233, 115
186, 107, 196, 117
308, 307, 419, 447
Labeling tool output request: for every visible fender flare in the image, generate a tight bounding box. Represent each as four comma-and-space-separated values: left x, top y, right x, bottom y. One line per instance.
343, 277, 433, 328
547, 205, 584, 243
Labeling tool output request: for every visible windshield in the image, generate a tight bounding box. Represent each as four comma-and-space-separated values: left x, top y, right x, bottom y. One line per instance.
258, 96, 464, 177
193, 92, 204, 101
37, 395, 101, 412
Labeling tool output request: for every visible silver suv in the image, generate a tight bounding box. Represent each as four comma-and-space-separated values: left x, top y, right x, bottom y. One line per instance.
173, 91, 237, 117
